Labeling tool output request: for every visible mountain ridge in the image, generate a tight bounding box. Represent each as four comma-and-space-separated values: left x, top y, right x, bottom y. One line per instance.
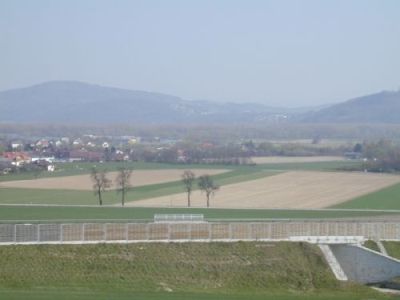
0, 81, 301, 124
1, 81, 400, 124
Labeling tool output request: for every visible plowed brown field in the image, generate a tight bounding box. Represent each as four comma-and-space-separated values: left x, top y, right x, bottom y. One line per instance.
0, 169, 228, 191
126, 171, 400, 209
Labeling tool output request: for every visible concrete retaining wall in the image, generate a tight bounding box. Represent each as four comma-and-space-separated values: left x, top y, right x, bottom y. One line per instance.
329, 244, 400, 284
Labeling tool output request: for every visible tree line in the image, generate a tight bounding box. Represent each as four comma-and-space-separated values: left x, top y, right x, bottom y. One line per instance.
91, 168, 220, 207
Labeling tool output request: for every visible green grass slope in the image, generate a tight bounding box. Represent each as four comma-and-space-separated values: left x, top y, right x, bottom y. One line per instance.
0, 242, 387, 300
382, 241, 400, 259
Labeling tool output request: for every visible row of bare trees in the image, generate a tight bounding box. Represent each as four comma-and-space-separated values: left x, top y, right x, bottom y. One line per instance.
90, 166, 132, 206
91, 167, 220, 208
182, 170, 219, 208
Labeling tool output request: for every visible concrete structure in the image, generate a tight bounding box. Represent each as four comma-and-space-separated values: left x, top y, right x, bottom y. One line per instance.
318, 245, 348, 281
329, 244, 400, 284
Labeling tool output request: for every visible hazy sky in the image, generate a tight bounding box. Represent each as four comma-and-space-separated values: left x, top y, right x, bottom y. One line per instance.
1, 0, 400, 107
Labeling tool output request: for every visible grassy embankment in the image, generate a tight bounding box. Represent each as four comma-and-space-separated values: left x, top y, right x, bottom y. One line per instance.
0, 242, 389, 300
383, 241, 400, 259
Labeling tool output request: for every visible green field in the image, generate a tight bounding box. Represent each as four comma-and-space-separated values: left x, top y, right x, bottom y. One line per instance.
0, 242, 389, 300
0, 205, 397, 223
333, 182, 400, 210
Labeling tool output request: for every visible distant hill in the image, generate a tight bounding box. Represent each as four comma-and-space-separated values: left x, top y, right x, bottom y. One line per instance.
0, 81, 299, 124
301, 91, 400, 123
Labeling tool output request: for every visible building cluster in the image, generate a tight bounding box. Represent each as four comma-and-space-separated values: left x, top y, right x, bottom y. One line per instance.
0, 135, 147, 174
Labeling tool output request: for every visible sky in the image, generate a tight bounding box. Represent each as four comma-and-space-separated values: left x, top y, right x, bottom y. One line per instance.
1, 0, 400, 107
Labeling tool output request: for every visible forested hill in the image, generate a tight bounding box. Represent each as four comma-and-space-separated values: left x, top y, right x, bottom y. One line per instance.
301, 90, 400, 123
0, 81, 297, 124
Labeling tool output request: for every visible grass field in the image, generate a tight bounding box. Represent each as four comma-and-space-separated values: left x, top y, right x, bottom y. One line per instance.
333, 182, 400, 210
2, 289, 391, 300
0, 242, 390, 300
0, 205, 398, 223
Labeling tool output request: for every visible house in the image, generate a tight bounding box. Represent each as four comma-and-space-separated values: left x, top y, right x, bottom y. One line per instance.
69, 150, 103, 162
34, 159, 55, 172
2, 152, 31, 166
36, 139, 49, 148
11, 142, 23, 150
31, 156, 55, 163
73, 138, 83, 146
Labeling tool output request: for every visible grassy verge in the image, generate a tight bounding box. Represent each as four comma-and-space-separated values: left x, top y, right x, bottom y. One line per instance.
0, 242, 388, 300
362, 240, 380, 253
0, 206, 397, 223
332, 182, 400, 210
382, 241, 400, 259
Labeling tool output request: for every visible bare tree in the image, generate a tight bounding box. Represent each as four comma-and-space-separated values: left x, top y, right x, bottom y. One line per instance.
198, 175, 219, 208
182, 170, 196, 207
90, 167, 111, 206
115, 166, 133, 206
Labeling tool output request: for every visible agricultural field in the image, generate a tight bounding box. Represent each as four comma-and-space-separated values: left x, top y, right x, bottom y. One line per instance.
127, 171, 400, 209
1, 159, 400, 221
251, 156, 345, 164
0, 242, 390, 300
333, 182, 400, 210
0, 168, 228, 191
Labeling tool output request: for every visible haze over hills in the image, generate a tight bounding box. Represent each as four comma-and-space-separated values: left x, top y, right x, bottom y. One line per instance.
301, 90, 400, 123
0, 81, 399, 124
0, 81, 305, 124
